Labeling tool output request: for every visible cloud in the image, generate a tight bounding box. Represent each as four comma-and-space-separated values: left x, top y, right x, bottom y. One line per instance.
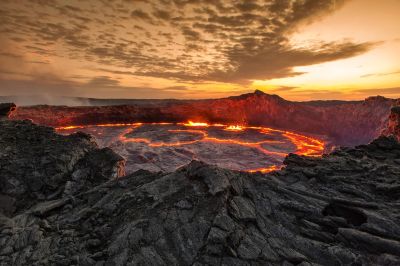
152, 9, 172, 20
268, 86, 298, 92
210, 41, 377, 84
0, 74, 196, 100
181, 26, 202, 41
164, 85, 189, 91
353, 87, 400, 95
87, 76, 121, 87
0, 0, 379, 97
0, 52, 23, 58
281, 89, 348, 100
131, 9, 156, 24
361, 70, 400, 78
279, 86, 400, 101
0, 75, 79, 97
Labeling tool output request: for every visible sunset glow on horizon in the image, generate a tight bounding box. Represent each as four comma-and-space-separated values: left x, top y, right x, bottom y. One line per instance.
0, 0, 399, 101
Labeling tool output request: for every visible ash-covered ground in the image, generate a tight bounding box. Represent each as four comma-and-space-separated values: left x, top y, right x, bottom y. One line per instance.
57, 123, 324, 174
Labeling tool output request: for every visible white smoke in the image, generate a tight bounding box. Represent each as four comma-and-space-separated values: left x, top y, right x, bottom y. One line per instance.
0, 95, 90, 106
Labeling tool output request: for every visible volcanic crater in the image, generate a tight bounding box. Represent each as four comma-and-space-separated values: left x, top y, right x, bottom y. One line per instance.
10, 91, 396, 174
56, 121, 324, 174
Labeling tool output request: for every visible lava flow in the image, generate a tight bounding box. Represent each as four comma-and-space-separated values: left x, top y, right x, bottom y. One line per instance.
56, 121, 325, 174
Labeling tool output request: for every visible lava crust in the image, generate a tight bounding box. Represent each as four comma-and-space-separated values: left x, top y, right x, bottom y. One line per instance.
55, 122, 324, 174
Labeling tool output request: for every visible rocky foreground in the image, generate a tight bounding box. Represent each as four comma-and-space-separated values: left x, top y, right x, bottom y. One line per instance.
1, 114, 400, 265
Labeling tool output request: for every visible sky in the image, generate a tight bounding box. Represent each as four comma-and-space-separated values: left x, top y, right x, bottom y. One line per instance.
0, 0, 399, 101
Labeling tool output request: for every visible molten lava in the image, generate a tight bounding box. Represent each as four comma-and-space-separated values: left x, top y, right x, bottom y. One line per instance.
56, 122, 143, 130
56, 120, 325, 173
225, 125, 244, 131
184, 121, 209, 127
248, 165, 281, 173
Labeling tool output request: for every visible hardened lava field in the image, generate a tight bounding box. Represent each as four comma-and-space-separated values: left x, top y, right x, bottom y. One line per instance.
57, 121, 324, 174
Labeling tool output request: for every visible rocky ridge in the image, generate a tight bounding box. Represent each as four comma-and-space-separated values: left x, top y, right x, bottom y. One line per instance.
1, 106, 400, 265
0, 119, 125, 215
0, 103, 16, 119
382, 103, 400, 141
10, 91, 397, 146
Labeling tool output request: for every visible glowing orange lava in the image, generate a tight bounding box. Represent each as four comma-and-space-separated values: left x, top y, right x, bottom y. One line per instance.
56, 122, 142, 131
183, 121, 209, 127
225, 125, 244, 131
248, 165, 282, 173
56, 120, 325, 173
283, 131, 324, 156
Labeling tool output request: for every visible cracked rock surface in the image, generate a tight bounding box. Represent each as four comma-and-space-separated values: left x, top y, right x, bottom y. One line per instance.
1, 120, 400, 265
0, 120, 125, 215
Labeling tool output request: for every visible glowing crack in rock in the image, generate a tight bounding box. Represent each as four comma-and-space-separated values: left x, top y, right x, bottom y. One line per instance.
56, 121, 325, 174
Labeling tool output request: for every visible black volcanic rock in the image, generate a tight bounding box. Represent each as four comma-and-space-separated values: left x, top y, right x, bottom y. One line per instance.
382, 105, 400, 141
0, 103, 16, 119
1, 120, 400, 265
0, 120, 125, 215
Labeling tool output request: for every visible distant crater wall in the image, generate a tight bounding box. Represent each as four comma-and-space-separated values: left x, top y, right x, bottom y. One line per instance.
10, 93, 397, 147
